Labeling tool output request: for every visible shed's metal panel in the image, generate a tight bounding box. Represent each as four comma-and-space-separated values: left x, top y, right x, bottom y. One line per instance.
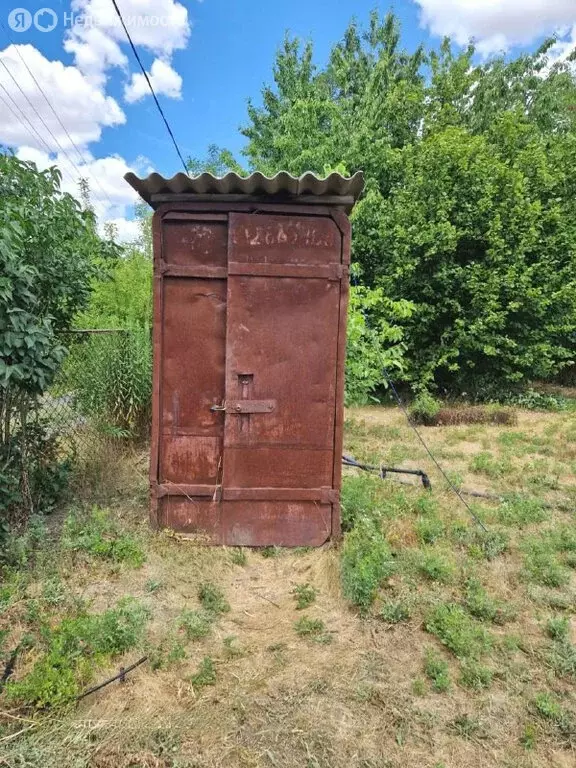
145, 187, 357, 546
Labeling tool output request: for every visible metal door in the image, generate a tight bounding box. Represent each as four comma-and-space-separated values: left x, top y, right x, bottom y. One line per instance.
153, 207, 348, 546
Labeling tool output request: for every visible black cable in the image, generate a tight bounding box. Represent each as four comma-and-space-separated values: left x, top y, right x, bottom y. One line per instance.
381, 367, 488, 532
110, 0, 189, 174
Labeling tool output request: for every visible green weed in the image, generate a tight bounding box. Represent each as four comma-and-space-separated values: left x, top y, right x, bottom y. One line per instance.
464, 577, 511, 624
62, 506, 145, 567
6, 598, 149, 708
520, 722, 537, 750
379, 600, 411, 624
341, 474, 386, 531
230, 548, 247, 566
546, 615, 569, 641
496, 495, 547, 527
547, 639, 576, 680
521, 538, 570, 587
425, 603, 492, 659
198, 582, 230, 615
415, 516, 445, 544
341, 517, 395, 612
459, 660, 493, 690
424, 648, 450, 692
292, 583, 317, 610
189, 656, 216, 688
414, 548, 456, 583
469, 452, 511, 479
176, 609, 212, 641
294, 616, 332, 644
533, 692, 576, 745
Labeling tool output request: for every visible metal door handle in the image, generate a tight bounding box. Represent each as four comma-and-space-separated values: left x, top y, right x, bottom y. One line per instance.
210, 404, 226, 412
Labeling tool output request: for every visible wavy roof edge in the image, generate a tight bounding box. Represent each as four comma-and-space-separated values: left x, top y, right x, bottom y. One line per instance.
124, 170, 365, 208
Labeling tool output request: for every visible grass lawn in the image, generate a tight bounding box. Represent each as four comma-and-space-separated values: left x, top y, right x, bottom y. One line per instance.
1, 400, 575, 767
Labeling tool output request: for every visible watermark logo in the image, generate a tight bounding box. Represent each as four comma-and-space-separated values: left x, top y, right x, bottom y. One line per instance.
8, 7, 32, 32
7, 6, 174, 33
35, 8, 58, 33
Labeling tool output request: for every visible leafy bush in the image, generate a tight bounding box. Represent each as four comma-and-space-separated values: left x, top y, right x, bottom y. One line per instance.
408, 392, 441, 426
459, 660, 493, 690
379, 600, 411, 624
341, 517, 395, 611
464, 577, 512, 625
346, 282, 413, 404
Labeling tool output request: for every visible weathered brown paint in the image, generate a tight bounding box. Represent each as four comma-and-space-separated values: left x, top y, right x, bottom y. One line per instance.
150, 199, 352, 546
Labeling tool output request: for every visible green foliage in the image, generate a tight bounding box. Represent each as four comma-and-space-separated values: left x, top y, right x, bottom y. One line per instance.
533, 693, 576, 744
413, 548, 456, 583
341, 516, 395, 611
58, 327, 152, 437
424, 648, 450, 692
379, 600, 411, 624
176, 609, 212, 641
292, 583, 317, 610
464, 577, 511, 625
62, 506, 145, 567
6, 597, 149, 708
495, 495, 547, 527
294, 616, 332, 644
409, 393, 441, 426
0, 155, 116, 531
547, 639, 576, 680
425, 602, 492, 659
345, 281, 413, 404
230, 548, 247, 566
521, 536, 570, 587
189, 656, 217, 688
233, 10, 576, 394
341, 474, 384, 532
198, 582, 231, 616
459, 660, 493, 691
546, 616, 570, 641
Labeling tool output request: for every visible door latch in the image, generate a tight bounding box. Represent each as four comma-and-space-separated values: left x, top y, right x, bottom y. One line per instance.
210, 400, 276, 414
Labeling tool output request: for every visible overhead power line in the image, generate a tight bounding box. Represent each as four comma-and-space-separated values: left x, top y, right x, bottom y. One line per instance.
0, 25, 117, 210
110, 0, 189, 174
0, 55, 108, 214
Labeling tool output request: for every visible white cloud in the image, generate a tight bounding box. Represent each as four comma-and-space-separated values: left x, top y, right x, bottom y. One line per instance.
124, 57, 182, 102
66, 0, 190, 86
0, 44, 124, 152
415, 0, 576, 54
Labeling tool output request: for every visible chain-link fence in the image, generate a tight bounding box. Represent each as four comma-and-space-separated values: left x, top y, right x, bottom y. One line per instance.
43, 329, 152, 450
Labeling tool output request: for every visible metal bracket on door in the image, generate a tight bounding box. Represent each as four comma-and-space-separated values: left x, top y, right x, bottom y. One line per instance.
211, 400, 276, 414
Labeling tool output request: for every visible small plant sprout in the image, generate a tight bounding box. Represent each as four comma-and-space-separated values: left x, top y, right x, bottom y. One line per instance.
292, 583, 317, 610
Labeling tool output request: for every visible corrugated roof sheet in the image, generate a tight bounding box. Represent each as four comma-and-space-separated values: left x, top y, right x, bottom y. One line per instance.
124, 170, 364, 208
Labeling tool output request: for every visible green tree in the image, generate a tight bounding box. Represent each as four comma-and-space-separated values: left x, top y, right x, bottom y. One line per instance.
0, 153, 118, 523
235, 11, 576, 394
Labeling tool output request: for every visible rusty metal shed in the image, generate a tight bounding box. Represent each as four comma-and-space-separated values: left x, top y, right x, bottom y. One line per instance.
125, 170, 364, 546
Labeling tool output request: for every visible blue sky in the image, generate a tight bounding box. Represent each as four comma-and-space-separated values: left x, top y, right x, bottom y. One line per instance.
1, 1, 574, 239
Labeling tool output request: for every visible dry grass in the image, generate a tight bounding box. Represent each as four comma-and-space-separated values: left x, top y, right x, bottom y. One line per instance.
2, 402, 576, 767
